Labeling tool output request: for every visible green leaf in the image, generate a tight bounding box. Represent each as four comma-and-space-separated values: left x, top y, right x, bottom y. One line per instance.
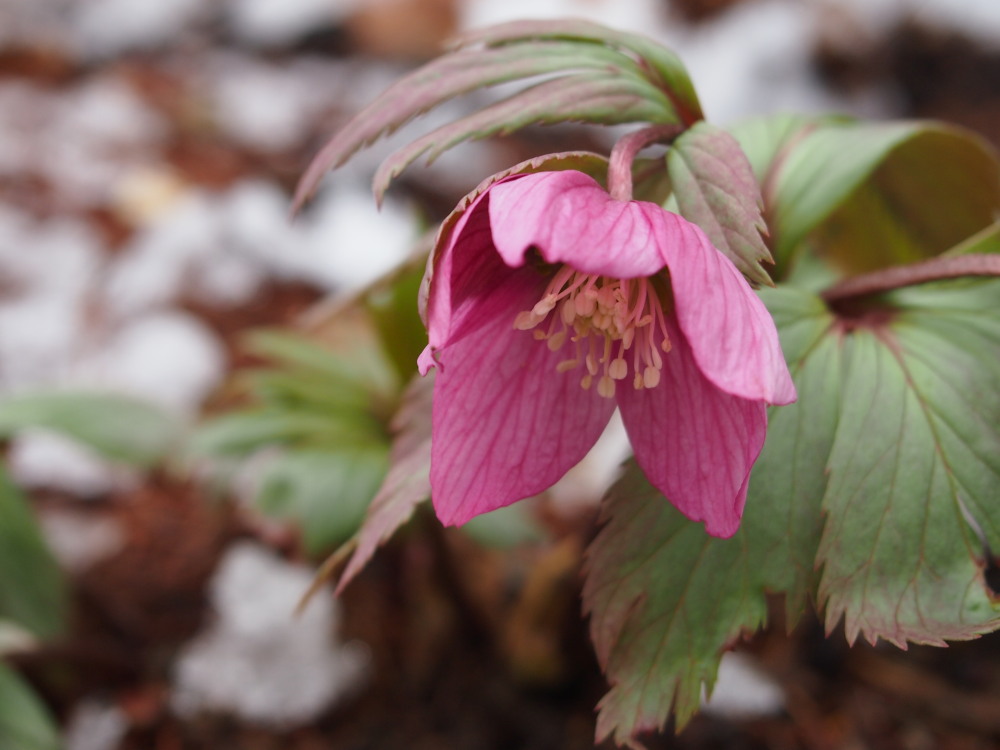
818, 278, 1000, 646
583, 286, 838, 745
728, 113, 819, 184
768, 121, 1000, 276
243, 329, 398, 408
254, 446, 390, 555
0, 468, 66, 640
0, 663, 59, 750
583, 466, 768, 744
337, 373, 433, 590
668, 121, 773, 286
190, 409, 386, 457
0, 392, 177, 467
942, 220, 1000, 257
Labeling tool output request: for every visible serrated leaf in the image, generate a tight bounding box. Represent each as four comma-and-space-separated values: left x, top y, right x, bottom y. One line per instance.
583, 466, 767, 745
254, 446, 389, 555
373, 72, 669, 202
294, 34, 673, 209
337, 372, 433, 591
0, 392, 177, 467
455, 18, 702, 124
769, 121, 1000, 276
668, 121, 773, 286
582, 286, 837, 746
0, 663, 59, 750
0, 468, 66, 640
819, 278, 1000, 646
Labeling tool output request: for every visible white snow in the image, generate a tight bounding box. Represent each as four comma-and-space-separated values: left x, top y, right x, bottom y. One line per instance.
701, 652, 786, 719
226, 0, 362, 46
38, 508, 127, 571
64, 701, 129, 750
172, 541, 368, 725
73, 312, 227, 417
8, 433, 136, 500
69, 0, 208, 58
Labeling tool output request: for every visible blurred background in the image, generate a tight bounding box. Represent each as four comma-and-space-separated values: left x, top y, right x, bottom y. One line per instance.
1, 0, 1000, 748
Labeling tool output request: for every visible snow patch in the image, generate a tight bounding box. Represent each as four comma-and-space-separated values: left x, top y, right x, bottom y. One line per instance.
172, 541, 368, 725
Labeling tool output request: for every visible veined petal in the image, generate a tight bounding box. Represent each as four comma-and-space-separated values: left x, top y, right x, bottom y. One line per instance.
616, 316, 767, 538
488, 171, 690, 279
430, 266, 616, 525
662, 219, 796, 405
421, 186, 519, 373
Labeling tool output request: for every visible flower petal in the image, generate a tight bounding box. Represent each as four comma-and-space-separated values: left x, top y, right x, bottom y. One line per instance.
488, 171, 684, 279
662, 219, 796, 405
420, 185, 519, 374
616, 316, 767, 538
430, 265, 616, 526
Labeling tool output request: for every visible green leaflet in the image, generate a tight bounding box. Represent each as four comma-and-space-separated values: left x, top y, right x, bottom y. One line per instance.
0, 468, 66, 640
668, 121, 773, 287
0, 663, 60, 750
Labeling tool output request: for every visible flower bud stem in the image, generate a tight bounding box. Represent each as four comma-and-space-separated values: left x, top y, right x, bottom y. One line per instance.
607, 125, 683, 202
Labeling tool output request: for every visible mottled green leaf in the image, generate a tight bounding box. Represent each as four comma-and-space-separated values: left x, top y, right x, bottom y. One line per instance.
0, 469, 66, 640
668, 121, 773, 286
0, 663, 59, 750
0, 392, 177, 467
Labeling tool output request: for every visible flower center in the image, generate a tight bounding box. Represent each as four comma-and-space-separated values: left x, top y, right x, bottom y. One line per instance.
514, 266, 672, 398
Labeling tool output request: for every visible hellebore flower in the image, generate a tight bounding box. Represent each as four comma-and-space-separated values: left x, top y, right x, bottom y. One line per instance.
418, 170, 796, 538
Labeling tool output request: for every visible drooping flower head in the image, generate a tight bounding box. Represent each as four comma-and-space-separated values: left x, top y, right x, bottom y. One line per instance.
419, 163, 795, 538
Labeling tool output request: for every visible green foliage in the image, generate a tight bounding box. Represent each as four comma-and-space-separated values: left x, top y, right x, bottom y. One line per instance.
295, 18, 700, 208
584, 277, 1000, 744
667, 121, 773, 286
0, 663, 60, 750
730, 118, 1000, 280
0, 391, 178, 467
0, 468, 66, 640
192, 325, 398, 556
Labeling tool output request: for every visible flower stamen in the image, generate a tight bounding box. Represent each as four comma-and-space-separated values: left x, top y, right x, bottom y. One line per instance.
515, 269, 672, 398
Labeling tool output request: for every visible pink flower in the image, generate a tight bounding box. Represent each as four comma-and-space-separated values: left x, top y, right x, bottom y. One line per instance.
418, 170, 796, 538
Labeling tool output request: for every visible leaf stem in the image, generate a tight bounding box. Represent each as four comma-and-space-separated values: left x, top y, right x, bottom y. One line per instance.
820, 255, 1000, 304
607, 125, 682, 201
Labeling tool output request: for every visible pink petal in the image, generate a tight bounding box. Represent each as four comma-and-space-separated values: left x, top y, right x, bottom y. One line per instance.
430, 266, 617, 525
662, 221, 796, 405
616, 316, 767, 538
420, 185, 518, 374
488, 171, 689, 279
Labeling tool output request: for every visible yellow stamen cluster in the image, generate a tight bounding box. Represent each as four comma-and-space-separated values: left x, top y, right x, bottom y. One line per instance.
514, 266, 672, 398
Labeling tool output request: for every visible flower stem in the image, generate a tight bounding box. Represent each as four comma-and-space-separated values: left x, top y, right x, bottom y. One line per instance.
607, 125, 683, 202
820, 254, 1000, 304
